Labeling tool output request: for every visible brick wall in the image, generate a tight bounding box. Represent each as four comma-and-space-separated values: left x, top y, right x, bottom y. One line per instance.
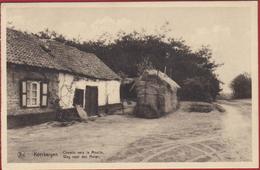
7, 64, 60, 115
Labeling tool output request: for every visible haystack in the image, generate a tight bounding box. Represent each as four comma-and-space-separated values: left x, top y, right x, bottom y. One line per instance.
134, 69, 180, 118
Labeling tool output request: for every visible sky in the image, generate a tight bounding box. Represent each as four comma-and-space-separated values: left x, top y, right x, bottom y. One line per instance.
5, 2, 257, 93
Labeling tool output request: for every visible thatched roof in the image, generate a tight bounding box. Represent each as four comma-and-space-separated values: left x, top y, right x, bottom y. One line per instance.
140, 69, 180, 90
7, 29, 120, 80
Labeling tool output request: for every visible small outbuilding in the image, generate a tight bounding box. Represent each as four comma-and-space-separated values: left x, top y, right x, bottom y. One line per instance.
134, 69, 180, 118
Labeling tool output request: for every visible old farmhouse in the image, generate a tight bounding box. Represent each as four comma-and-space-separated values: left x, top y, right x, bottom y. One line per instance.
7, 29, 121, 128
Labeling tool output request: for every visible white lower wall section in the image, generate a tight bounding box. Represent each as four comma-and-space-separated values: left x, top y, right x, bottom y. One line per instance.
58, 73, 121, 109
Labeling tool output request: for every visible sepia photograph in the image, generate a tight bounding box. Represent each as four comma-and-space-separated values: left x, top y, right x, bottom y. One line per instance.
1, 1, 258, 169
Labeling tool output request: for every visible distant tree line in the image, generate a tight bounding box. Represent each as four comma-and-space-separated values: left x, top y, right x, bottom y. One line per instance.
33, 24, 223, 102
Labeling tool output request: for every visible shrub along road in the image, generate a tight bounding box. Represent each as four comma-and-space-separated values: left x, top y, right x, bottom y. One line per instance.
7, 100, 252, 162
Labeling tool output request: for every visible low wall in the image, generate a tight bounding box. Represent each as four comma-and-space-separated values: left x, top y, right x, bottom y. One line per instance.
8, 103, 123, 129
98, 103, 123, 115
7, 111, 57, 129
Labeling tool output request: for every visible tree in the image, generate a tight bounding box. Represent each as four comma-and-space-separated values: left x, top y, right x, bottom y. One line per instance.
136, 57, 154, 76
230, 73, 251, 99
35, 23, 222, 102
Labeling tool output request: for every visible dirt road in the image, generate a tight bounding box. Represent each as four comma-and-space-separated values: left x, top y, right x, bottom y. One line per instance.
7, 100, 252, 162
106, 100, 252, 162
219, 100, 252, 161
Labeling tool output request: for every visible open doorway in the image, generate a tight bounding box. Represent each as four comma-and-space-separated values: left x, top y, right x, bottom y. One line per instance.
73, 89, 84, 107
85, 86, 98, 116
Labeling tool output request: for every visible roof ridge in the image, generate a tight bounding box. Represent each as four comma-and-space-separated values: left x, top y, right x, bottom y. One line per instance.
7, 29, 120, 80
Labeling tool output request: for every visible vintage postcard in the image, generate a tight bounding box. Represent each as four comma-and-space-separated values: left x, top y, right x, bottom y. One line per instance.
1, 1, 258, 170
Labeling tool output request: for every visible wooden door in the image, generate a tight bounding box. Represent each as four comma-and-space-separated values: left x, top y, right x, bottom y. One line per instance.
85, 86, 98, 116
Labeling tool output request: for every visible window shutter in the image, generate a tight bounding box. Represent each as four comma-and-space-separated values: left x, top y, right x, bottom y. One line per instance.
20, 80, 27, 107
40, 82, 48, 107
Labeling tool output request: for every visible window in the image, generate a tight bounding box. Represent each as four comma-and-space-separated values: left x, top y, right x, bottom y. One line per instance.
21, 80, 48, 108
26, 81, 40, 107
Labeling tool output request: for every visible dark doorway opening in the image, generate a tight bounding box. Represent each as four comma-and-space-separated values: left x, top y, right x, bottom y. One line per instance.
85, 86, 98, 116
73, 89, 84, 107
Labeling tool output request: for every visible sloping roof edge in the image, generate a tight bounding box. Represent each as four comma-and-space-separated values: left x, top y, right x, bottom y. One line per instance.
142, 69, 181, 90
7, 28, 121, 80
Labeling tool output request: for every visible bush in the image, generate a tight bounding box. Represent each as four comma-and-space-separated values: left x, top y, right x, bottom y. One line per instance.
179, 77, 214, 102
230, 73, 251, 99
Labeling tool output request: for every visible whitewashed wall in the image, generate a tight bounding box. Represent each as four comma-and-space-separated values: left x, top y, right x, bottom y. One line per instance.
58, 73, 121, 109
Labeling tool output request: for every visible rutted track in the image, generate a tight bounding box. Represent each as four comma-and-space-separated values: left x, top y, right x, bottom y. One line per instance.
107, 100, 252, 162
8, 100, 252, 163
